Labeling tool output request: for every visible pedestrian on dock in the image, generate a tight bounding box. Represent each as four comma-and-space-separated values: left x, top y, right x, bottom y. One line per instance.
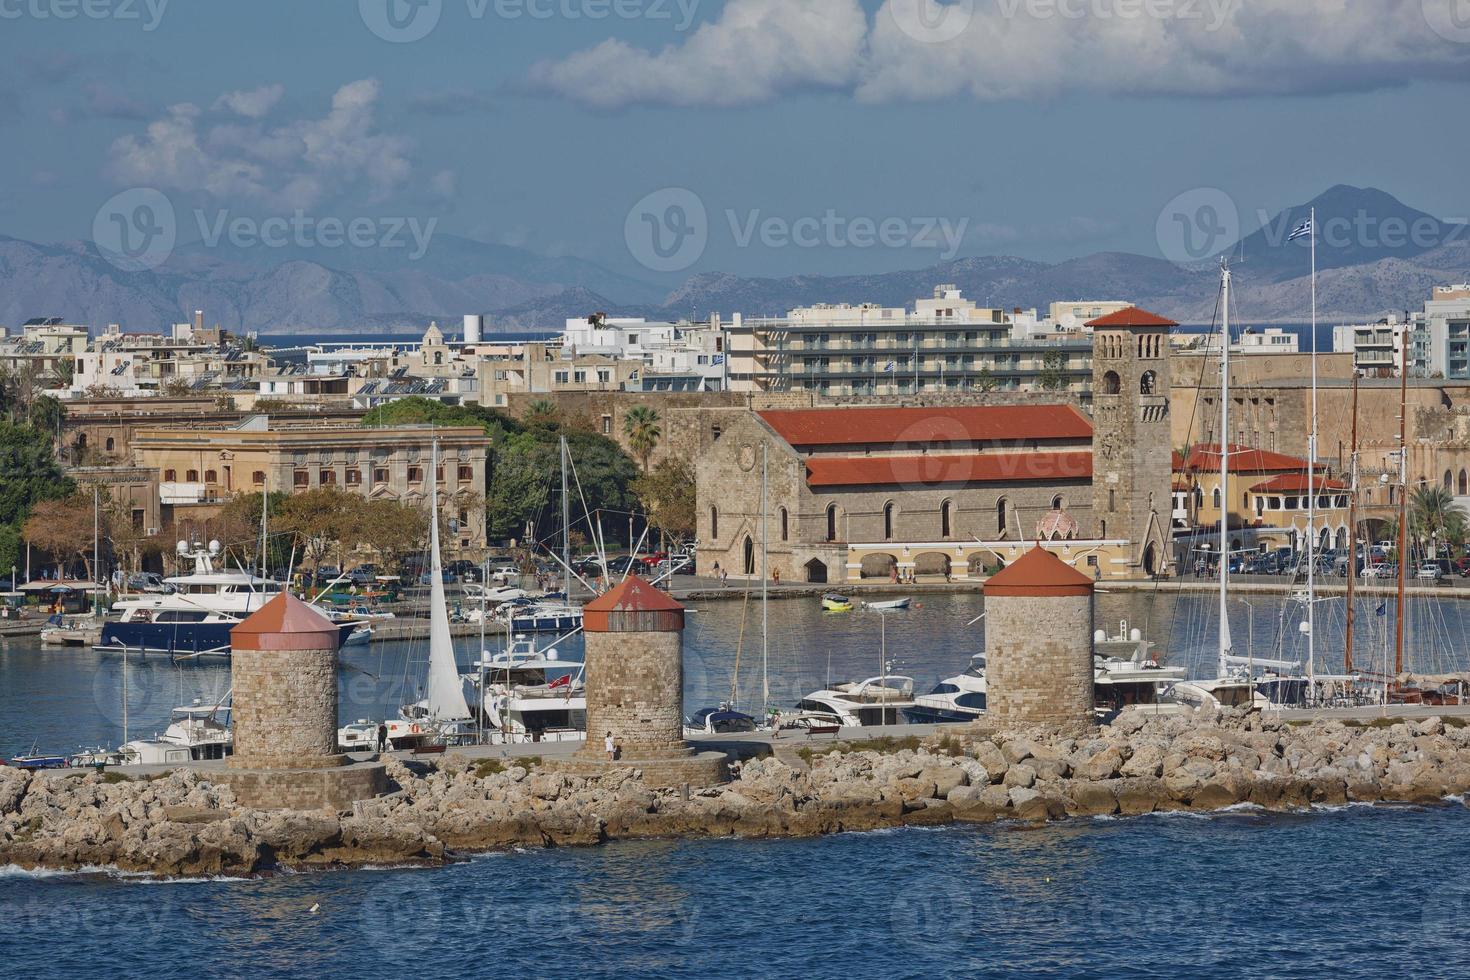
376, 722, 388, 753
772, 568, 780, 585
604, 731, 616, 761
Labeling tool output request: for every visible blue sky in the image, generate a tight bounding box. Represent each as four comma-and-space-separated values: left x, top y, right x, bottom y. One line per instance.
3, 0, 1470, 282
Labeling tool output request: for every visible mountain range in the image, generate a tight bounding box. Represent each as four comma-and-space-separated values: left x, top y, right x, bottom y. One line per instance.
3, 186, 1466, 335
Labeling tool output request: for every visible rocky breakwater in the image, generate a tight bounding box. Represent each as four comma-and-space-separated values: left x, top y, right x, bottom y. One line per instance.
6, 709, 1470, 877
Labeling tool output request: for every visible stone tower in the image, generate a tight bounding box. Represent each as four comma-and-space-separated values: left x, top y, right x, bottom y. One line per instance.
563, 576, 726, 788
982, 546, 1095, 731
1087, 306, 1176, 577
220, 593, 385, 810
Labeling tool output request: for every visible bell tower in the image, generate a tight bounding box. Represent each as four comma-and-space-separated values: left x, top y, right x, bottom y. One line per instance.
1087, 306, 1176, 577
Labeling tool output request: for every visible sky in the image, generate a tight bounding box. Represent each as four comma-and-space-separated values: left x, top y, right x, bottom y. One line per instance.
2, 0, 1470, 284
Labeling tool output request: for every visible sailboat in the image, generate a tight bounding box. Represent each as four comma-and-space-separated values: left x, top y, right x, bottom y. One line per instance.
342, 441, 476, 750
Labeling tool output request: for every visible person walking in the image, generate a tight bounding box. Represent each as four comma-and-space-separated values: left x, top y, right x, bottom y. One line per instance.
376, 722, 388, 754
604, 731, 616, 762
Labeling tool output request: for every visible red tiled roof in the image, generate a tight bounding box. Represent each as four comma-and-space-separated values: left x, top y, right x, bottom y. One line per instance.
231, 592, 340, 652
1178, 443, 1322, 475
1249, 473, 1349, 493
1085, 306, 1178, 329
985, 546, 1094, 597
584, 574, 684, 613
757, 405, 1092, 448
805, 451, 1092, 488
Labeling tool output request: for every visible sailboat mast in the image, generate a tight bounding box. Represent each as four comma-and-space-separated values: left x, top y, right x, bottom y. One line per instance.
1344, 371, 1360, 674
1394, 333, 1410, 679
1218, 262, 1233, 677
760, 444, 769, 712
1306, 206, 1317, 686
93, 485, 100, 615
560, 436, 571, 598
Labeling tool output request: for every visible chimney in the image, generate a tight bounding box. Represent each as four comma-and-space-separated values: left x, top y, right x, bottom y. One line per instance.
193, 310, 204, 334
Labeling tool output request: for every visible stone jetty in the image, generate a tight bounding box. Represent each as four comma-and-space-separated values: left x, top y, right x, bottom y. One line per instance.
5, 708, 1470, 878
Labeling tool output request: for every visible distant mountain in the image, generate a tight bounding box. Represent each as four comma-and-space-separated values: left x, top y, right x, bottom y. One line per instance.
1, 186, 1465, 333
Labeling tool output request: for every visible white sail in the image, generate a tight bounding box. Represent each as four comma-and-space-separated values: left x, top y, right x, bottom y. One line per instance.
425, 440, 471, 720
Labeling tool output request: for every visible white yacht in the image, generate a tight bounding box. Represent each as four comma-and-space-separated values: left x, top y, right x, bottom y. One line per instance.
1092, 622, 1189, 716
116, 700, 233, 765
467, 635, 586, 744
905, 656, 988, 724
793, 676, 916, 728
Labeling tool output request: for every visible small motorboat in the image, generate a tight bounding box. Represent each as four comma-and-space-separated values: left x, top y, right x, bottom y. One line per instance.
821, 593, 854, 612
684, 706, 759, 737
863, 597, 912, 611
6, 745, 69, 770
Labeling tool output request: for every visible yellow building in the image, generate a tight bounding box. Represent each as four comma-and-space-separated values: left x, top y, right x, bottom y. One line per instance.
1173, 444, 1352, 552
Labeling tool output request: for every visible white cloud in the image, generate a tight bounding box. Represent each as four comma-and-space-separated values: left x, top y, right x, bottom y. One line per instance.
528, 0, 868, 109
107, 79, 418, 211
528, 0, 1470, 108
211, 84, 285, 119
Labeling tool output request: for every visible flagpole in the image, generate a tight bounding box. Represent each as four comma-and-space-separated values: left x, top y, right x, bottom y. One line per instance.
1306, 206, 1317, 692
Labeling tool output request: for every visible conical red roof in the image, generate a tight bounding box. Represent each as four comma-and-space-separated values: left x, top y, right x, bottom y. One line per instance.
984, 546, 1094, 597
1085, 306, 1177, 329
231, 592, 341, 652
583, 574, 684, 632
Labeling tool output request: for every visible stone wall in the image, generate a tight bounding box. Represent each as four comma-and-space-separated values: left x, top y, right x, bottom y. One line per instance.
217, 763, 386, 811
229, 647, 342, 770
577, 630, 687, 760
985, 592, 1094, 730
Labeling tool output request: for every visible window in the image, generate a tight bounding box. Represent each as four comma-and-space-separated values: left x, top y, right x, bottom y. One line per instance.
252, 470, 266, 487
1212, 487, 1222, 509
826, 504, 838, 542
743, 537, 755, 575
779, 507, 789, 541
164, 469, 176, 482
204, 469, 217, 484
345, 469, 362, 486
435, 466, 444, 483
293, 469, 309, 488
1102, 370, 1121, 395
1051, 495, 1064, 510
373, 467, 389, 485
186, 469, 199, 482
408, 466, 424, 485
940, 499, 952, 539
319, 469, 336, 485
105, 437, 115, 452
710, 505, 719, 540
1109, 489, 1116, 513
1140, 370, 1157, 395
996, 498, 1008, 536
602, 415, 612, 435
883, 501, 895, 541
458, 465, 472, 483
554, 370, 570, 384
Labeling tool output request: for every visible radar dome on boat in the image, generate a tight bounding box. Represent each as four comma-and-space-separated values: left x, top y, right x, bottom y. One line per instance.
208, 540, 221, 554
1094, 629, 1106, 643
1131, 628, 1141, 642
176, 540, 189, 555
546, 648, 559, 661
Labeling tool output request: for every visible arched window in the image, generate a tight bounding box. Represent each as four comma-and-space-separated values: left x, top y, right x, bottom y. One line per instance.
1100, 519, 1107, 538
1445, 470, 1454, 490
779, 507, 789, 541
1460, 469, 1468, 496
1102, 370, 1121, 395
883, 501, 895, 541
826, 504, 839, 542
105, 437, 115, 452
996, 497, 1008, 537
1140, 370, 1157, 395
941, 499, 953, 539
743, 537, 755, 575
1051, 494, 1064, 510
710, 506, 719, 540
1212, 487, 1222, 509
1109, 489, 1116, 513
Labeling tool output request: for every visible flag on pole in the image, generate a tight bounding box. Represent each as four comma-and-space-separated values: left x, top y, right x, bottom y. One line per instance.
1287, 219, 1313, 242
883, 361, 896, 372
1375, 602, 1387, 617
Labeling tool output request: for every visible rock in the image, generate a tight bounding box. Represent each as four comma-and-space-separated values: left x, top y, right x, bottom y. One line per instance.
1121, 743, 1164, 778
925, 767, 967, 799
1066, 781, 1119, 817
971, 741, 1008, 778
893, 777, 937, 803
946, 784, 981, 804
0, 768, 30, 816
1001, 740, 1035, 765
1007, 786, 1040, 809
979, 785, 1012, 810
1002, 764, 1036, 789
956, 759, 990, 786
1075, 746, 1124, 781
1114, 777, 1163, 816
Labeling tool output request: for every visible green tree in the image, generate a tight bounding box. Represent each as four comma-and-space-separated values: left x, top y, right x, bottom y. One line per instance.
0, 420, 73, 575
632, 457, 695, 541
622, 405, 662, 471
356, 498, 429, 572
276, 486, 359, 572
23, 492, 96, 579
1037, 350, 1067, 391
1409, 484, 1467, 555
27, 395, 65, 441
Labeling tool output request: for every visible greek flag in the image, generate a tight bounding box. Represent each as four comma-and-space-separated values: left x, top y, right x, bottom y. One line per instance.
883, 360, 896, 372
1287, 218, 1313, 242
1375, 602, 1387, 617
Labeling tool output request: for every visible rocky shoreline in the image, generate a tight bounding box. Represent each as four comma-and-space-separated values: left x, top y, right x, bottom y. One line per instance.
5, 709, 1470, 878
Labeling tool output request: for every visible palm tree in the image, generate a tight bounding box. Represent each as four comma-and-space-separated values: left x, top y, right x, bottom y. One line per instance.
524, 399, 558, 430
622, 405, 661, 471
1409, 484, 1467, 556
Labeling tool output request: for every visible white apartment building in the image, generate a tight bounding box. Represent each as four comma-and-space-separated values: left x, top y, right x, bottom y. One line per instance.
560, 315, 726, 391
1334, 313, 1429, 377
1425, 284, 1470, 381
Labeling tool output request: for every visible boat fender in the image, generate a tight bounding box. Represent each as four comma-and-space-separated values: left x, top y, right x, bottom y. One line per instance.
411, 724, 421, 734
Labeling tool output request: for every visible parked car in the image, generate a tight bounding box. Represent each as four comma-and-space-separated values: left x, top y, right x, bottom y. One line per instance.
346, 565, 377, 587
312, 565, 343, 588
490, 564, 521, 584
1363, 562, 1397, 580
1453, 557, 1470, 577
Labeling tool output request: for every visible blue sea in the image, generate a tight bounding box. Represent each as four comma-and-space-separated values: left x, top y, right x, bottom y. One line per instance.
4, 591, 1470, 977
1, 804, 1466, 978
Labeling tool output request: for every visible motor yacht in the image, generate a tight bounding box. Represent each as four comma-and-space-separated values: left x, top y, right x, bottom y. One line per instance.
904, 656, 988, 723
793, 676, 916, 727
